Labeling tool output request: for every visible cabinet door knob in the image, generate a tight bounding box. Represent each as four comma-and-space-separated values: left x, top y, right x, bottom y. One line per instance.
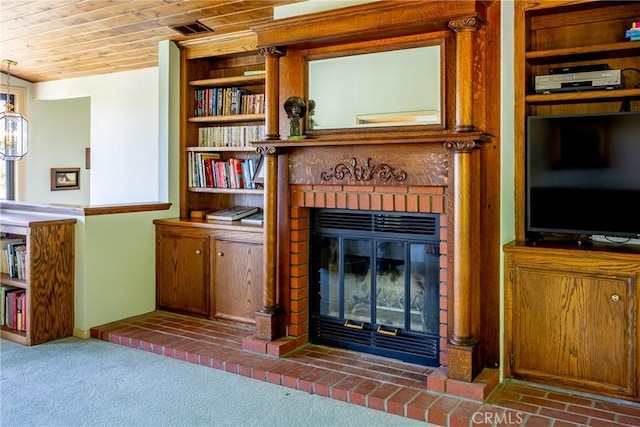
195, 250, 201, 255
217, 251, 224, 257
611, 294, 620, 302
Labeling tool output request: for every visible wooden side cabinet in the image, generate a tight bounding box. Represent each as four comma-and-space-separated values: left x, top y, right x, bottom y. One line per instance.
504, 242, 640, 402
156, 224, 211, 318
213, 238, 263, 324
0, 213, 75, 346
154, 219, 264, 326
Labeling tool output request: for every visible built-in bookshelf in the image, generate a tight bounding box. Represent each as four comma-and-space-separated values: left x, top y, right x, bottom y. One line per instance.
154, 32, 266, 325
180, 41, 266, 219
0, 213, 75, 346
506, 0, 640, 403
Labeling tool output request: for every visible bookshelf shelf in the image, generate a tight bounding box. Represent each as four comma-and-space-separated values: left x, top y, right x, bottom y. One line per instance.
526, 88, 640, 103
186, 146, 258, 152
525, 41, 640, 64
187, 114, 265, 124
189, 74, 265, 88
188, 187, 263, 195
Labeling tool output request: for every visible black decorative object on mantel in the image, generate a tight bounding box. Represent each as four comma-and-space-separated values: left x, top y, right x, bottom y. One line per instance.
284, 96, 307, 139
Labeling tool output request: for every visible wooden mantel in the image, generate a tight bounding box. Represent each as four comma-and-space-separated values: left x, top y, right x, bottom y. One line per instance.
248, 0, 500, 383
252, 0, 490, 49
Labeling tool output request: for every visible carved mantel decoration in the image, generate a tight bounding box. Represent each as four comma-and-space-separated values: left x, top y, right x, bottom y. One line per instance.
320, 158, 407, 183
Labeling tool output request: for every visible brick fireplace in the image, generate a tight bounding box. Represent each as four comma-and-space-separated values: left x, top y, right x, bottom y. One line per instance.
245, 0, 502, 383
288, 183, 449, 366
240, 139, 485, 375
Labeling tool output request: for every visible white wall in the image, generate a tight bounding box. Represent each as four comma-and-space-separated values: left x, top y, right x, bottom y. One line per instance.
27, 97, 90, 204
33, 68, 160, 205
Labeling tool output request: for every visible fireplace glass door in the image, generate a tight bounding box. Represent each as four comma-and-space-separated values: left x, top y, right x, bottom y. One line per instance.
311, 210, 440, 366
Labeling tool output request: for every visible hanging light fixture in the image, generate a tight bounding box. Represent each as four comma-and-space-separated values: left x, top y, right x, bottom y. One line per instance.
1, 59, 28, 161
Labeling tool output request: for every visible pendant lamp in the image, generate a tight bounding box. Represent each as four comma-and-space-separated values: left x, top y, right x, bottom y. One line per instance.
1, 60, 28, 161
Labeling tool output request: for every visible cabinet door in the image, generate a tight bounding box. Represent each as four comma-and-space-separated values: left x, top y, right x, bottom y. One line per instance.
157, 230, 210, 317
510, 261, 636, 398
213, 240, 263, 324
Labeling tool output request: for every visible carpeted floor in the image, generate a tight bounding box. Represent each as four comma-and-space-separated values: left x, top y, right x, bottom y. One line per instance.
0, 337, 424, 427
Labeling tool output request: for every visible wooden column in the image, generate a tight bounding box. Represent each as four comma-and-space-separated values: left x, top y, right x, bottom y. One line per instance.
445, 139, 483, 382
253, 46, 285, 341
449, 16, 483, 133
446, 15, 485, 382
259, 47, 284, 141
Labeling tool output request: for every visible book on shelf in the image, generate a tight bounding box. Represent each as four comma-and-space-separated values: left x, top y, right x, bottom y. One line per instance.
206, 206, 259, 221
3, 288, 26, 330
5, 241, 26, 278
198, 124, 265, 148
0, 286, 20, 326
194, 87, 265, 117
240, 211, 264, 225
243, 70, 266, 76
188, 154, 259, 190
1, 237, 24, 275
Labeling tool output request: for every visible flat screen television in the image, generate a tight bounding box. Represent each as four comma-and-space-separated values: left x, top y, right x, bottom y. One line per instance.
526, 111, 640, 239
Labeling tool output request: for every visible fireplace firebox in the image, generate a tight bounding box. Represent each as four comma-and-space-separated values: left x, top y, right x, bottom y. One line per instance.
310, 209, 441, 366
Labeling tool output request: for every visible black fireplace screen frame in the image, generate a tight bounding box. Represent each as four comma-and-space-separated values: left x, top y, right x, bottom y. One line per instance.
309, 209, 441, 366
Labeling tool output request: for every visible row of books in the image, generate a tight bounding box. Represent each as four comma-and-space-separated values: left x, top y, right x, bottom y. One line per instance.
626, 22, 640, 41
188, 152, 260, 190
194, 87, 265, 117
1, 286, 26, 331
1, 237, 27, 279
198, 124, 265, 148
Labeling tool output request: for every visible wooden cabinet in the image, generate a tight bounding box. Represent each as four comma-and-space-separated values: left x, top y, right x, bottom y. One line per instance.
213, 238, 263, 324
156, 225, 211, 317
504, 242, 640, 402
514, 1, 640, 240
0, 213, 75, 346
506, 0, 640, 402
154, 220, 264, 325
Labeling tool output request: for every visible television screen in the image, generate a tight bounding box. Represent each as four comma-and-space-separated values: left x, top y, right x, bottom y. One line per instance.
526, 111, 640, 239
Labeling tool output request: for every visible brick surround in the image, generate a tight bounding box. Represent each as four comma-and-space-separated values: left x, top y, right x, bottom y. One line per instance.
287, 183, 449, 366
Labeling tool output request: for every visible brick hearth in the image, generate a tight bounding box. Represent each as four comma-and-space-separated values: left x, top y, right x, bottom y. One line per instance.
90, 311, 640, 426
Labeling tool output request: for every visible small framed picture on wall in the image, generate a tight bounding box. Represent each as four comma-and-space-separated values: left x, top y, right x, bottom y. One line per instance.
51, 168, 80, 191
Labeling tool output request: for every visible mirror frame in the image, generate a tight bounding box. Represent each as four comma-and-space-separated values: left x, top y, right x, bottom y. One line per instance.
303, 35, 447, 136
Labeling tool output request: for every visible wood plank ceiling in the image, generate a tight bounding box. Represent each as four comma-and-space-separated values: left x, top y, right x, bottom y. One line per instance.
0, 0, 303, 83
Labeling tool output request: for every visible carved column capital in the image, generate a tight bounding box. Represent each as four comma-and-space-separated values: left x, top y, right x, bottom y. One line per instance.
444, 140, 483, 153
256, 145, 281, 156
258, 46, 285, 58
448, 16, 484, 33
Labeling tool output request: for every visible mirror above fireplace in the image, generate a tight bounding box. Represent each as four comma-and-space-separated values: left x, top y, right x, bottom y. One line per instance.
307, 43, 443, 130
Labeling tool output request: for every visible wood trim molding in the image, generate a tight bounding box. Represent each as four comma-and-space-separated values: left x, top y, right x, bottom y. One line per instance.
0, 201, 172, 217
